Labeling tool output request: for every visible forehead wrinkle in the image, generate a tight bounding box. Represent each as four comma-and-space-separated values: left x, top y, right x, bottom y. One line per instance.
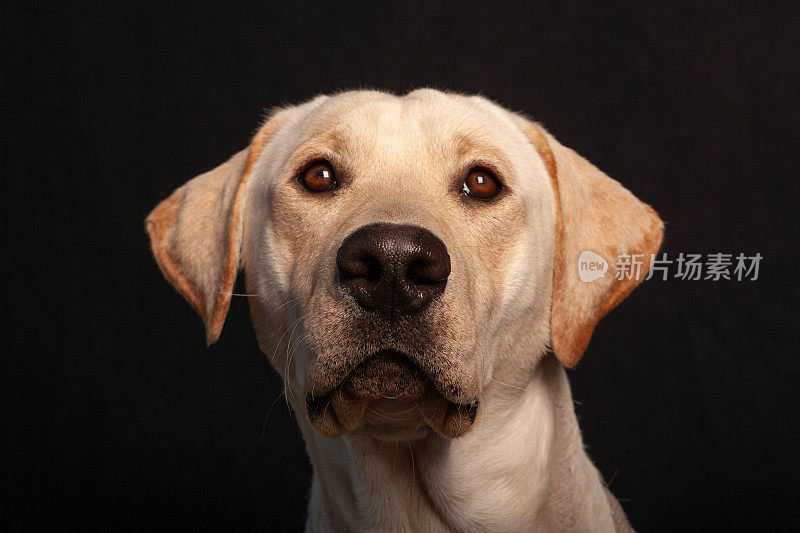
304, 116, 353, 153
318, 105, 389, 160
408, 104, 516, 173
289, 121, 377, 172
447, 131, 516, 182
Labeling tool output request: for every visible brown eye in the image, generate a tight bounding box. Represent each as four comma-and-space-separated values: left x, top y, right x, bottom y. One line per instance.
462, 168, 499, 199
302, 162, 336, 192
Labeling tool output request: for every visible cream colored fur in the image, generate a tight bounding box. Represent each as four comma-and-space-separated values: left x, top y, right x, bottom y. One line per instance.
146, 89, 662, 532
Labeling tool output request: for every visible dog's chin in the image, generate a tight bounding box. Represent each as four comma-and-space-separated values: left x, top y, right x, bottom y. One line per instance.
305, 350, 479, 441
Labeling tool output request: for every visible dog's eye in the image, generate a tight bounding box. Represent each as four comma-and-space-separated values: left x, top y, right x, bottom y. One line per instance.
462, 168, 500, 199
301, 162, 336, 192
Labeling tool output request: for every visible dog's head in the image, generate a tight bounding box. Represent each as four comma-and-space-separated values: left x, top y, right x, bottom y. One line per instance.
147, 89, 662, 441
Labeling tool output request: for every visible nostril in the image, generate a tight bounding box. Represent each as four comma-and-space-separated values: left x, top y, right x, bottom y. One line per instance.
406, 259, 429, 286
406, 258, 448, 287
359, 254, 382, 282
339, 252, 382, 283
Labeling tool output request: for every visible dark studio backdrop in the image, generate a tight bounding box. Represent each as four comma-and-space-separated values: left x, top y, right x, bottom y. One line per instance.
3, 1, 799, 530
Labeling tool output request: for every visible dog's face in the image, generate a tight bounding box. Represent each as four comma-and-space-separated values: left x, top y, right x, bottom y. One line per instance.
242, 90, 556, 440
147, 89, 663, 442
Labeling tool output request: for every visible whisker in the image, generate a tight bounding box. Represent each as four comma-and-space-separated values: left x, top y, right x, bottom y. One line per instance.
287, 332, 310, 360
274, 297, 300, 313
393, 442, 399, 477
283, 313, 307, 406
376, 403, 418, 416
286, 332, 311, 398
366, 407, 418, 421
215, 290, 259, 297
408, 443, 416, 495
491, 378, 527, 391
272, 312, 305, 361
261, 389, 286, 442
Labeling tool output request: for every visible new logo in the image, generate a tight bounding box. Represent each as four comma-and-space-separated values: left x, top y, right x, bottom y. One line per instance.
578, 250, 608, 282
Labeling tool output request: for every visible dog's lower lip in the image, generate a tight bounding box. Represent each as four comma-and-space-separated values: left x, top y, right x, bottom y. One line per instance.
310, 349, 417, 398
304, 349, 481, 438
305, 389, 480, 439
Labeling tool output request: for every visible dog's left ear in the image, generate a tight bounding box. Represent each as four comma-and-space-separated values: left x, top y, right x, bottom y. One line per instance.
514, 117, 664, 367
145, 115, 284, 346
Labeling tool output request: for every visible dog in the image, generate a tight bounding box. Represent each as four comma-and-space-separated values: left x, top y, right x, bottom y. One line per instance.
146, 89, 662, 531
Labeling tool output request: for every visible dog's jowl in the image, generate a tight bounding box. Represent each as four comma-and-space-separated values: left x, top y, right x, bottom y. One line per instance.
147, 89, 662, 532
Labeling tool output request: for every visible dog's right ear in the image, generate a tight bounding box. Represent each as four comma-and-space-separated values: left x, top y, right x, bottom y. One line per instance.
511, 115, 664, 368
145, 114, 285, 346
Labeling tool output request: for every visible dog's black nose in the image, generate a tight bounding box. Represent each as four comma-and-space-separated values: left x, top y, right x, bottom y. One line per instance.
337, 223, 450, 318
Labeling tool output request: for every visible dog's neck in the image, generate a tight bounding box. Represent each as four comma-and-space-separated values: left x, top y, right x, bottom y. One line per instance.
296, 354, 623, 532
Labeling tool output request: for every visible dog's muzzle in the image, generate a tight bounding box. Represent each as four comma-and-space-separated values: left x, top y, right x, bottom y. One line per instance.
303, 223, 478, 440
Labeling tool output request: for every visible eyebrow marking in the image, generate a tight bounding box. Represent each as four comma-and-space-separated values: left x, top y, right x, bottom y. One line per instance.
452, 133, 514, 181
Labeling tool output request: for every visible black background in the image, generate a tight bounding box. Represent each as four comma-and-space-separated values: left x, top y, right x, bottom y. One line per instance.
4, 1, 799, 530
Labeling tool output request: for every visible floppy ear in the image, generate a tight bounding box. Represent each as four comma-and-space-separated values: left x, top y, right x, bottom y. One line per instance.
516, 119, 664, 367
145, 116, 283, 346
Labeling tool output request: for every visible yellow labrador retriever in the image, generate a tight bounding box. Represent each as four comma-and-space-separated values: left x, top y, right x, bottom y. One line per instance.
147, 89, 662, 532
